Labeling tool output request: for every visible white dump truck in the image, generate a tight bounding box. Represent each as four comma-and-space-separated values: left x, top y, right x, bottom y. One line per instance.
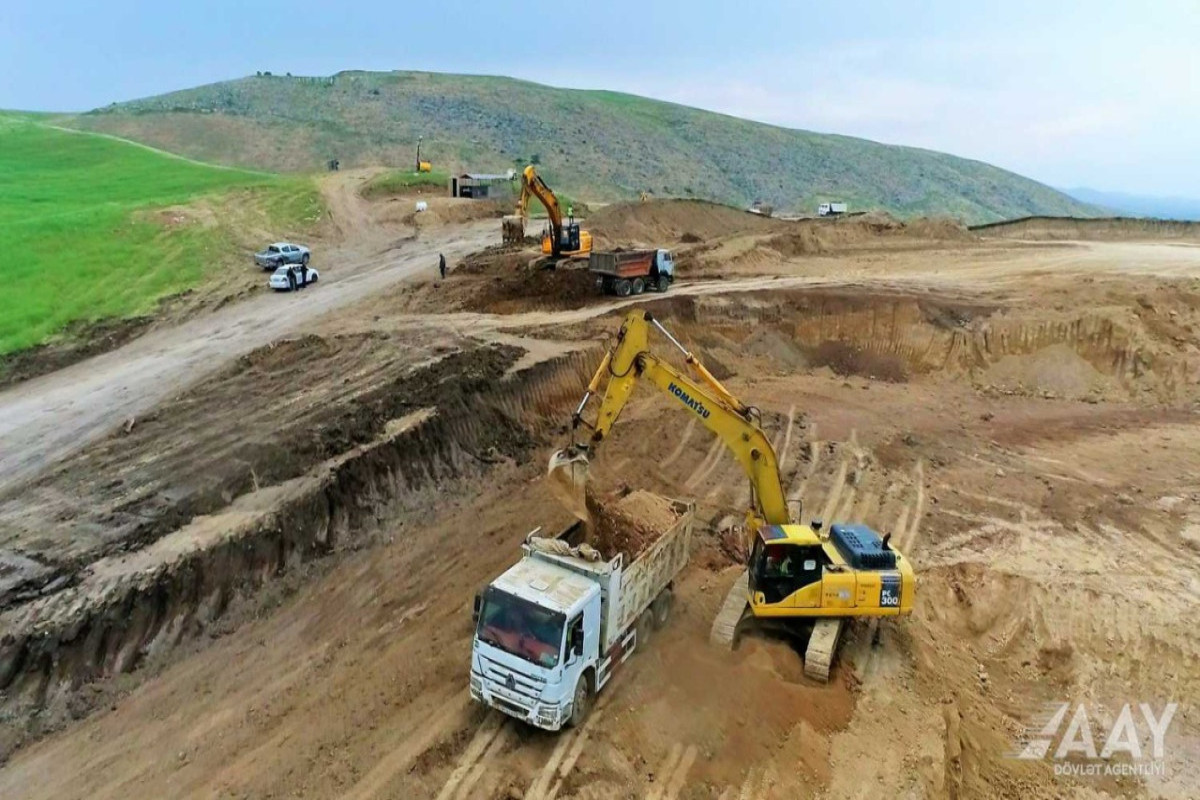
818, 202, 848, 217
470, 494, 694, 731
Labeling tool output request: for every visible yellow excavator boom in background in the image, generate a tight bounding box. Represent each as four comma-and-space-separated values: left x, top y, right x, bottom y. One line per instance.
548, 310, 915, 681
502, 165, 592, 259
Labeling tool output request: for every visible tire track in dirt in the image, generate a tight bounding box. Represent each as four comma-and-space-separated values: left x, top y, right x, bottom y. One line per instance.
731, 405, 794, 512
817, 431, 860, 524
660, 417, 697, 469
342, 689, 466, 800
451, 722, 515, 800
646, 742, 699, 800
719, 764, 777, 800
433, 713, 508, 800
527, 702, 609, 800
685, 438, 725, 490
786, 424, 820, 506
896, 459, 926, 551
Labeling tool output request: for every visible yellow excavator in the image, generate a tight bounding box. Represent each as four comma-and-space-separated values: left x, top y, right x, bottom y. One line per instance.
502, 165, 592, 262
547, 310, 915, 681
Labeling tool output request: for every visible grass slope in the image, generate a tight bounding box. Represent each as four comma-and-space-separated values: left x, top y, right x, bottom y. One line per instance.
68, 71, 1100, 223
0, 114, 319, 356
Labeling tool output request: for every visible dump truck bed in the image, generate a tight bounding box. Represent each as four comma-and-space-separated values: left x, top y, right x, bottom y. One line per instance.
588, 249, 655, 278
541, 492, 694, 652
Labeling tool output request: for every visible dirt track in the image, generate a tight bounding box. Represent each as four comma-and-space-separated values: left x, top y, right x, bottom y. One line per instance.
3, 200, 1200, 799
0, 175, 496, 491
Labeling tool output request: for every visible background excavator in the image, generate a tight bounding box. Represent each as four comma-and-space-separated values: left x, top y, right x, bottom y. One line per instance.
546, 310, 915, 681
502, 165, 592, 264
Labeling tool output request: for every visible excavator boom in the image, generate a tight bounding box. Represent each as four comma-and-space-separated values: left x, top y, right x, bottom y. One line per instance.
548, 309, 915, 683
550, 311, 789, 526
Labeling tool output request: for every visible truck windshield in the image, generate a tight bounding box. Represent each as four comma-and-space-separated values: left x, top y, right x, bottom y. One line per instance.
475, 587, 564, 669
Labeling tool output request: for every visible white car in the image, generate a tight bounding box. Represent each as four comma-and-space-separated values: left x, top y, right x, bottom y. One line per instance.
268, 265, 319, 291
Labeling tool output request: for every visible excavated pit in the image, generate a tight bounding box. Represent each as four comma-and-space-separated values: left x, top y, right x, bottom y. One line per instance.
624, 286, 1200, 404
0, 341, 601, 759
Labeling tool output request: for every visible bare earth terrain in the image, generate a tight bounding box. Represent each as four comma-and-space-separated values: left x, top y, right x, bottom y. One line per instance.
2, 199, 1199, 799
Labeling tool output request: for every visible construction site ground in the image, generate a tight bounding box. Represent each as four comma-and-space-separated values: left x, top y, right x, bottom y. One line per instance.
2, 197, 1199, 799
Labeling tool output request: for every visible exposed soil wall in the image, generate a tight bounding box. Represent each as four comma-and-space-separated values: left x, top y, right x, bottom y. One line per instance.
0, 348, 600, 759
971, 215, 1200, 240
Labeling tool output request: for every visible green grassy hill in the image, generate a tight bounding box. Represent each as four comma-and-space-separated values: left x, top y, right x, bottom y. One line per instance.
0, 113, 319, 357
66, 71, 1099, 223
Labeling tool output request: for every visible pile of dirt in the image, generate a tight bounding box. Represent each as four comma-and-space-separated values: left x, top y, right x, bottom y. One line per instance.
584, 489, 681, 562
0, 316, 154, 390
405, 198, 506, 229
738, 214, 973, 268
454, 243, 530, 275
981, 343, 1112, 398
906, 215, 972, 239
972, 215, 1200, 241
765, 226, 827, 257
588, 199, 785, 247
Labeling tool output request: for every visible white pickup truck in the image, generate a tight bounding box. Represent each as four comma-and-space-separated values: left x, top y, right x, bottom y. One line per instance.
470, 494, 694, 731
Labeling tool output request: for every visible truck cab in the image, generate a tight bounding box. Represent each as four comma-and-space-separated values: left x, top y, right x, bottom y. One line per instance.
471, 554, 602, 730
470, 497, 694, 731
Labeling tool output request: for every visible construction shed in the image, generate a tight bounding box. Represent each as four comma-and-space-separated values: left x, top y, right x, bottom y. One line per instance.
451, 172, 516, 199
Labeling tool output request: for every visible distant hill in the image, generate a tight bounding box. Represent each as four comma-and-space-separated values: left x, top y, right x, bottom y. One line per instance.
65, 71, 1101, 223
1062, 187, 1200, 221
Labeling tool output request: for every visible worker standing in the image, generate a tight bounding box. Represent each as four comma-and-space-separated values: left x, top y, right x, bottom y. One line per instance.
438, 253, 447, 280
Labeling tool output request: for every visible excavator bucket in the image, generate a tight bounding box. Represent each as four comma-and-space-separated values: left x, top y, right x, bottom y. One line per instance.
546, 447, 591, 522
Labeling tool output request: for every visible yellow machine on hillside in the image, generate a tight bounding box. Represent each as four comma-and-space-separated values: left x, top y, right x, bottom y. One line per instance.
502, 165, 592, 262
547, 310, 915, 681
415, 137, 432, 173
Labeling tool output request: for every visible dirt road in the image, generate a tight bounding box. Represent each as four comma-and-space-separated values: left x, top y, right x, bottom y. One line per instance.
0, 212, 493, 493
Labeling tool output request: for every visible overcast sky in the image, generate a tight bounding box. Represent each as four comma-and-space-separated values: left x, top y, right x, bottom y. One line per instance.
3, 1, 1196, 196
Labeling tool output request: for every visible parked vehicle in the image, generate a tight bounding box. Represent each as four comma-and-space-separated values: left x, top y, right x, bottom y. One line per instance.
268, 264, 319, 291
470, 495, 695, 730
254, 242, 311, 269
817, 203, 848, 217
589, 248, 675, 296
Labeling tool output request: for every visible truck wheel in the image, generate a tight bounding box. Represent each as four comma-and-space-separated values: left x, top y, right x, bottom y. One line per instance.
631, 278, 645, 295
657, 276, 671, 293
301, 253, 310, 266
652, 590, 673, 630
636, 609, 654, 648
615, 279, 632, 297
567, 674, 592, 728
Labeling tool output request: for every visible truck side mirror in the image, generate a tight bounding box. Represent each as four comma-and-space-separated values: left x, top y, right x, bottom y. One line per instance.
572, 638, 583, 657
472, 592, 482, 624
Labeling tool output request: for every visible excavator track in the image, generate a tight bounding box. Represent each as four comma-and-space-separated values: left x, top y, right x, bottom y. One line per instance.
804, 618, 844, 682
709, 570, 750, 649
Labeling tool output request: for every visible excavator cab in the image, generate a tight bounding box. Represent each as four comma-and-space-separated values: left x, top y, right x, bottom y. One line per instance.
541, 219, 591, 257
747, 527, 827, 609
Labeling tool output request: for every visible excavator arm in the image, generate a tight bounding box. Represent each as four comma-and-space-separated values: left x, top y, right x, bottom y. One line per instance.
519, 165, 563, 233
557, 310, 790, 525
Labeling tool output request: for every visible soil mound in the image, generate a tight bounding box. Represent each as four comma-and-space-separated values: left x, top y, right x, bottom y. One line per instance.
982, 343, 1111, 398
588, 199, 785, 247
585, 489, 682, 562
972, 215, 1200, 241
